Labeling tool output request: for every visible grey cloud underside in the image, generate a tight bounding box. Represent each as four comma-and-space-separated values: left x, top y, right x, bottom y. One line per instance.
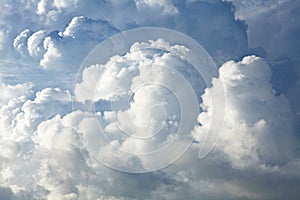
0, 0, 300, 199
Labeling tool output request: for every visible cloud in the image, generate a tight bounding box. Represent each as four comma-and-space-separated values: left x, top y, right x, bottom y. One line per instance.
123, 0, 252, 66
226, 0, 300, 93
159, 56, 300, 200
7, 0, 251, 86
27, 30, 47, 57
75, 38, 196, 102
0, 82, 33, 106
13, 29, 33, 56
0, 86, 79, 199
13, 16, 119, 71
1, 50, 300, 200
74, 38, 202, 172
0, 86, 72, 141
39, 36, 62, 69
32, 112, 91, 200
194, 56, 299, 168
134, 0, 179, 15
0, 0, 300, 199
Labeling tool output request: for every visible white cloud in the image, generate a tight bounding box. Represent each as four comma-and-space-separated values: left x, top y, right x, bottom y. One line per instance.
74, 38, 201, 172
2, 0, 251, 91
0, 54, 300, 200
13, 16, 119, 71
27, 30, 47, 57
13, 29, 33, 56
194, 56, 299, 168
0, 86, 72, 142
40, 37, 62, 69
75, 39, 194, 103
0, 0, 300, 199
134, 0, 179, 14
53, 0, 77, 10
0, 82, 33, 106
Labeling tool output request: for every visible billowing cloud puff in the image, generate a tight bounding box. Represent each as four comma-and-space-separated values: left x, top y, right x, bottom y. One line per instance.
60, 16, 119, 39
32, 111, 91, 200
27, 30, 47, 57
74, 38, 202, 172
194, 56, 299, 168
0, 86, 71, 141
0, 86, 78, 199
134, 0, 179, 15
40, 36, 62, 69
13, 29, 33, 56
13, 16, 119, 70
0, 82, 33, 106
1, 56, 300, 199
75, 38, 195, 102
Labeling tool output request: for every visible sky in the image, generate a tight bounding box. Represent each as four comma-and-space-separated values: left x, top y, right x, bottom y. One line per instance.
0, 0, 300, 199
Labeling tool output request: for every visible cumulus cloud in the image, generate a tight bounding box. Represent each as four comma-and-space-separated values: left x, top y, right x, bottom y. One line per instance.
0, 82, 33, 106
194, 56, 299, 168
1, 49, 300, 200
0, 85, 80, 199
134, 0, 179, 14
40, 36, 62, 69
27, 30, 47, 57
226, 0, 300, 94
13, 15, 119, 70
0, 86, 71, 141
6, 0, 252, 87
13, 29, 33, 56
75, 39, 195, 102
160, 56, 300, 200
1, 0, 300, 199
74, 38, 202, 172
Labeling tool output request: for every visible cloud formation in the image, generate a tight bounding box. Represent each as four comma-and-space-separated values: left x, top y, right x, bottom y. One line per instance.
1, 55, 300, 199
194, 56, 299, 168
0, 0, 300, 199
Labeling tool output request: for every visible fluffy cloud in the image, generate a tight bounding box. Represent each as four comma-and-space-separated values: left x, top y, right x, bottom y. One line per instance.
74, 38, 202, 172
194, 56, 299, 169
0, 86, 71, 141
227, 0, 300, 93
13, 16, 119, 70
134, 0, 179, 14
0, 85, 78, 199
131, 0, 251, 65
75, 38, 197, 102
1, 56, 300, 200
27, 30, 47, 57
1, 0, 258, 94
13, 29, 33, 56
1, 0, 300, 199
161, 56, 300, 200
0, 82, 33, 106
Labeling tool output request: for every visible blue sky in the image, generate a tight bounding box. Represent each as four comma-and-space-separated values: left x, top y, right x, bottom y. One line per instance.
0, 0, 300, 199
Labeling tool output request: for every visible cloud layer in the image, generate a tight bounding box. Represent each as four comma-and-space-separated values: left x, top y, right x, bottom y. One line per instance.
0, 0, 300, 199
